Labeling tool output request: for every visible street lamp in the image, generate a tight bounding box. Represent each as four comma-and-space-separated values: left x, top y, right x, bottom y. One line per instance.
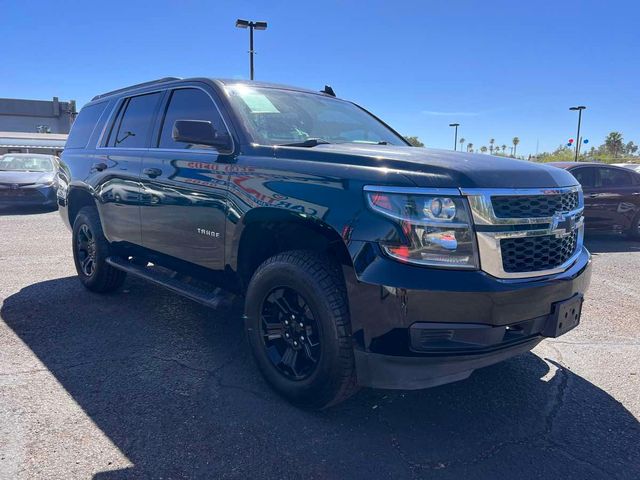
449, 123, 460, 151
235, 19, 268, 80
569, 106, 586, 162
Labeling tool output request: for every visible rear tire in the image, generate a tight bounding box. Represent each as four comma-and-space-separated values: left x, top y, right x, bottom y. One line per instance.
72, 206, 126, 292
627, 212, 640, 240
245, 250, 358, 409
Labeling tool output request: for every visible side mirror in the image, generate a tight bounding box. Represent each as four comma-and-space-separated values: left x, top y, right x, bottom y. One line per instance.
172, 120, 231, 150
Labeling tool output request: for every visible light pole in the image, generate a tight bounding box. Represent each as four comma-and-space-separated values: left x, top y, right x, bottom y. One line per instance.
235, 19, 268, 80
449, 123, 460, 151
569, 106, 586, 162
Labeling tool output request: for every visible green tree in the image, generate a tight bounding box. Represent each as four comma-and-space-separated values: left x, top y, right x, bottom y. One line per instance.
467, 142, 474, 153
536, 145, 575, 163
533, 133, 639, 164
501, 144, 507, 154
512, 137, 520, 157
459, 137, 465, 152
625, 140, 638, 156
489, 138, 495, 154
480, 146, 488, 153
604, 131, 624, 157
404, 136, 424, 147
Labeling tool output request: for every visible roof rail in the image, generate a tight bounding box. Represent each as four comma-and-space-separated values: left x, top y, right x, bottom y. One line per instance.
91, 77, 182, 101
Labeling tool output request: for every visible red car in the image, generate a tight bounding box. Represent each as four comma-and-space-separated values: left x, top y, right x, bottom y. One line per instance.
552, 162, 640, 239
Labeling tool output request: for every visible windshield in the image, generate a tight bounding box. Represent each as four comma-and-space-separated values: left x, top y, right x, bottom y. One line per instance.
225, 85, 407, 146
0, 155, 54, 172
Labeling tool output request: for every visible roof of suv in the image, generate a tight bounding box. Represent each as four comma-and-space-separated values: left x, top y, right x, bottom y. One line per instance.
92, 77, 331, 102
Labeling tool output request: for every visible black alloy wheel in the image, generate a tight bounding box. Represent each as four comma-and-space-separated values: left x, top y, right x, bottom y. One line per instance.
76, 223, 97, 277
72, 206, 126, 292
260, 286, 321, 380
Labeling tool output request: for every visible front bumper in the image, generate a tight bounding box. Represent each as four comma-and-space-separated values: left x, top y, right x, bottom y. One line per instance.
345, 241, 592, 389
355, 337, 542, 389
0, 185, 57, 207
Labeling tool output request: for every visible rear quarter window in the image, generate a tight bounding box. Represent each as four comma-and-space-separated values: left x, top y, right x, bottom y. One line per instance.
65, 102, 108, 149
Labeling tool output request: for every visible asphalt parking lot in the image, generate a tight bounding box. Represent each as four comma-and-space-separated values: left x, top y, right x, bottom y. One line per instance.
0, 207, 638, 480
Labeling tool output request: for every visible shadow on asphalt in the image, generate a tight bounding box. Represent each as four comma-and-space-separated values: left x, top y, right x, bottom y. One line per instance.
2, 276, 638, 479
0, 205, 58, 216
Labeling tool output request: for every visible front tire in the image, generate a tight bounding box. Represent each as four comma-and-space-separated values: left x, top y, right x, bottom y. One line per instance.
72, 206, 126, 292
245, 250, 358, 409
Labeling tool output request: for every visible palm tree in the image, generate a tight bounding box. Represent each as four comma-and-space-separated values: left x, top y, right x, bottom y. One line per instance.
489, 138, 495, 154
604, 131, 624, 157
501, 144, 507, 154
480, 146, 488, 154
459, 137, 465, 152
512, 137, 520, 157
467, 142, 473, 153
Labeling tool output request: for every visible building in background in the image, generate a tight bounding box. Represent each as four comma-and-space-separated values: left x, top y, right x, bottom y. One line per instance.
0, 96, 76, 155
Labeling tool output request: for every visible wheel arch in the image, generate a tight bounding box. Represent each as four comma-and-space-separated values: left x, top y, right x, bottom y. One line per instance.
230, 207, 353, 292
67, 186, 99, 227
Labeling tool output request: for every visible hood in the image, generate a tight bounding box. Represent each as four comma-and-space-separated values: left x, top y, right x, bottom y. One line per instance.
277, 144, 577, 189
0, 171, 55, 185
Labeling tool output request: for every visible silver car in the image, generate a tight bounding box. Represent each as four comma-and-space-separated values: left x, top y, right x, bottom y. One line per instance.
0, 153, 59, 208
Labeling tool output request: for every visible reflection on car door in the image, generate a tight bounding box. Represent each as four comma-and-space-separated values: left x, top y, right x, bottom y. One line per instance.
97, 92, 163, 245
139, 87, 232, 270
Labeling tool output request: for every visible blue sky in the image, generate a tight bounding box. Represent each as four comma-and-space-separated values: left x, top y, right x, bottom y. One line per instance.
1, 0, 638, 155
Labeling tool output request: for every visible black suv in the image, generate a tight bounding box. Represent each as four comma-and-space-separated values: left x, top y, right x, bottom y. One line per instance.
58, 77, 592, 408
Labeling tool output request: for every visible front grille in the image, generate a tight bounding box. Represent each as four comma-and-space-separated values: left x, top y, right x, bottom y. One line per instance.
492, 191, 579, 218
500, 231, 578, 273
0, 182, 36, 188
0, 189, 44, 200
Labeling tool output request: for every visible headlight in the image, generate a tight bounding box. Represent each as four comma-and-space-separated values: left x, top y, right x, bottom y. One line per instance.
365, 187, 478, 269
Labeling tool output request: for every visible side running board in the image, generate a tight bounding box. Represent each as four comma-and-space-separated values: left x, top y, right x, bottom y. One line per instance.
105, 256, 235, 309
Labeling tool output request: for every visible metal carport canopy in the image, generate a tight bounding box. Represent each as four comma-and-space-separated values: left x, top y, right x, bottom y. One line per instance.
0, 131, 67, 149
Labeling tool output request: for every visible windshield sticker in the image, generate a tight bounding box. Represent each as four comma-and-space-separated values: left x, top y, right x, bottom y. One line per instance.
238, 92, 280, 114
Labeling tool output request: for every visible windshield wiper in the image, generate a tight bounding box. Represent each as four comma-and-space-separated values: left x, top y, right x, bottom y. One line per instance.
279, 138, 332, 148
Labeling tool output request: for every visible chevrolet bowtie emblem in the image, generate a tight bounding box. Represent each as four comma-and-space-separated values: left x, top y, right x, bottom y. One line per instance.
551, 212, 576, 237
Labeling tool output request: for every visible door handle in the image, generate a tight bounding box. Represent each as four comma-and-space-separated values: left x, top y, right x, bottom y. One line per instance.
92, 162, 108, 172
143, 167, 162, 178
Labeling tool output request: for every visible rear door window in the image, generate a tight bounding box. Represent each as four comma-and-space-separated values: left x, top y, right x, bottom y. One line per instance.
157, 88, 227, 149
105, 92, 162, 148
65, 102, 108, 149
571, 167, 596, 188
596, 168, 633, 188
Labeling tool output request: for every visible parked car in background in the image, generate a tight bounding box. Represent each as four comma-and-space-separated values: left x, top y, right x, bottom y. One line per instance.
552, 162, 640, 239
0, 154, 59, 208
612, 163, 640, 174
